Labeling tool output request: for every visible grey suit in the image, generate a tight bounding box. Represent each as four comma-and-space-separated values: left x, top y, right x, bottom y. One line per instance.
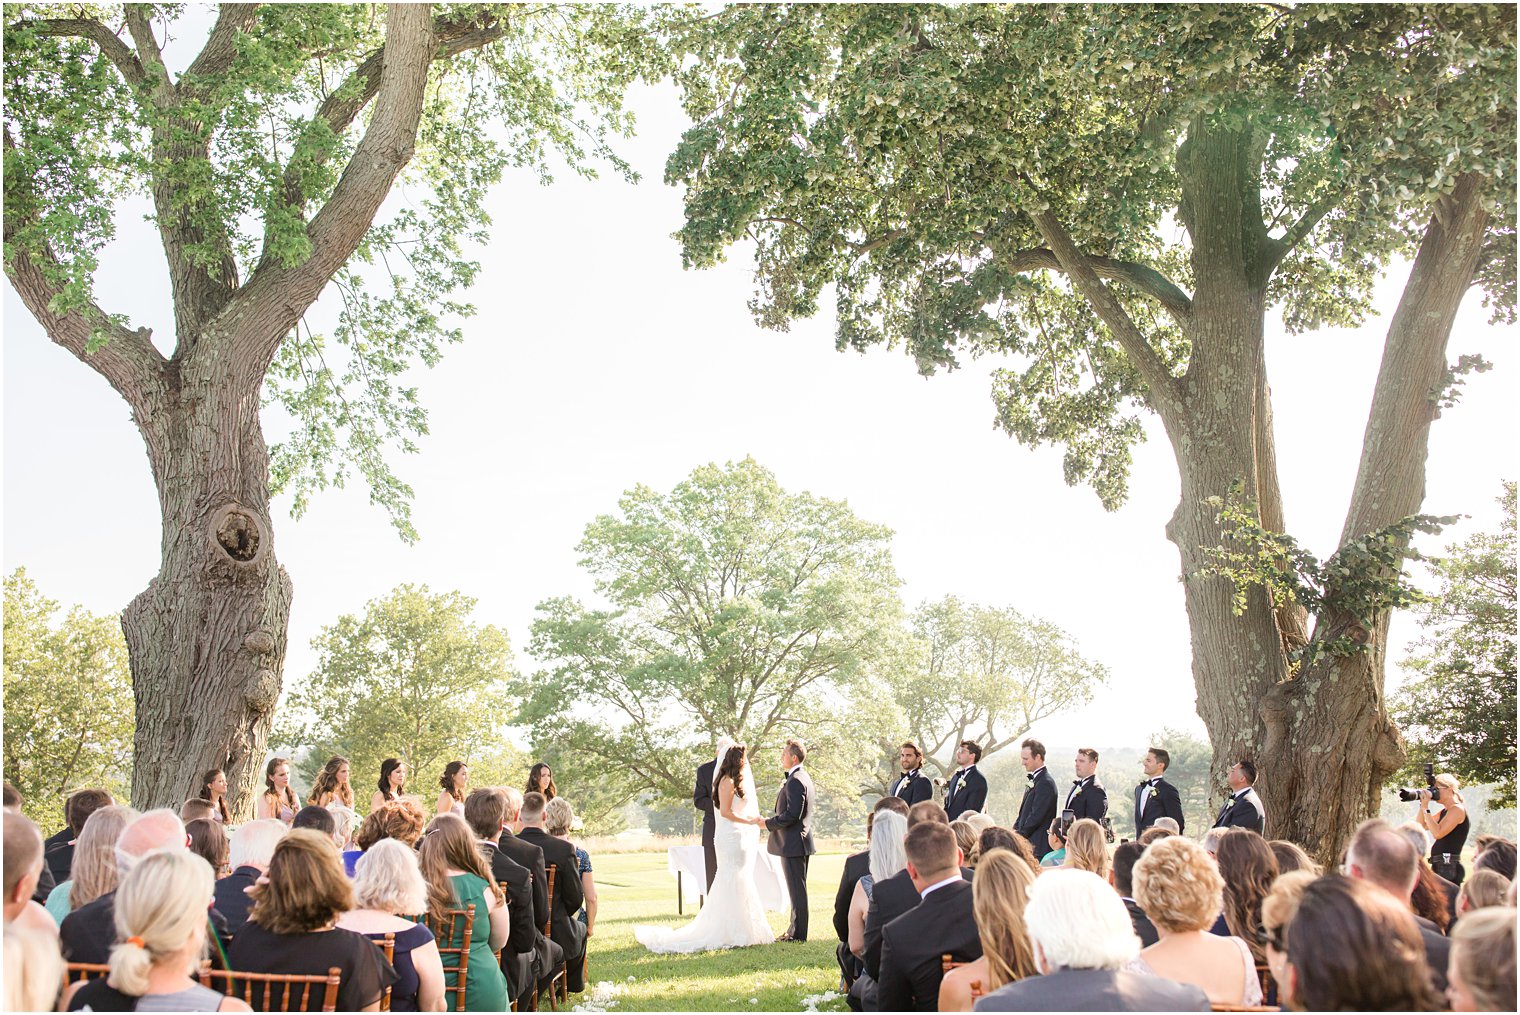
973, 968, 1210, 1012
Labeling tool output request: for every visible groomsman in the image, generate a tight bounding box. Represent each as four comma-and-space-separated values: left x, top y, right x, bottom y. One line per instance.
693, 755, 718, 890
1066, 747, 1109, 824
944, 741, 988, 820
1013, 738, 1059, 860
1212, 760, 1266, 834
890, 742, 934, 806
1134, 747, 1185, 835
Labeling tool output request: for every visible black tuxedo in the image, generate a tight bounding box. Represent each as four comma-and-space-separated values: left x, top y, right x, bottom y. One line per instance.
1212, 788, 1264, 834
1014, 767, 1059, 858
862, 866, 973, 980
1066, 775, 1109, 824
44, 826, 75, 886
833, 850, 870, 943
766, 765, 815, 941
944, 767, 988, 821
212, 866, 261, 940
64, 892, 231, 964
694, 759, 718, 891
889, 769, 933, 806
480, 840, 537, 1002
1134, 777, 1185, 835
1123, 897, 1159, 947
878, 880, 982, 1012
512, 828, 582, 991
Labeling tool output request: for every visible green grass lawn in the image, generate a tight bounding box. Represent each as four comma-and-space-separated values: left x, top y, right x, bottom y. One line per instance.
575, 851, 853, 1012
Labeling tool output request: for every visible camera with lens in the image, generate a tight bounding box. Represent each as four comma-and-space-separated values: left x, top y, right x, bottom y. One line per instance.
1397, 762, 1439, 803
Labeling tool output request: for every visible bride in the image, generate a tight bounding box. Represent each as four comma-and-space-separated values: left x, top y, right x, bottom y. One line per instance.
636, 738, 776, 953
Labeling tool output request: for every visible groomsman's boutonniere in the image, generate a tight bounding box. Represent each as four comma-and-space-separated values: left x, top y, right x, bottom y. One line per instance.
1071, 785, 1083, 798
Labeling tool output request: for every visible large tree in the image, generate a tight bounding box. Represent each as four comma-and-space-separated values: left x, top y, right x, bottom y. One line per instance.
520, 457, 906, 808
274, 583, 517, 800
666, 4, 1515, 859
880, 595, 1106, 788
3, 4, 659, 812
3, 568, 135, 827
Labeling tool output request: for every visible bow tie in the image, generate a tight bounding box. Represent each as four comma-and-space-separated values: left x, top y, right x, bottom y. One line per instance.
1140, 779, 1158, 788
1072, 779, 1084, 786
1026, 773, 1035, 783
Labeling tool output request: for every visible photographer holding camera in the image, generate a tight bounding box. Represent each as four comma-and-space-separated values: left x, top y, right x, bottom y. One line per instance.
1410, 769, 1470, 885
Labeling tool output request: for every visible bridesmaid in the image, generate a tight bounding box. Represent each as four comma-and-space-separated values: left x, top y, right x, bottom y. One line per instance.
435, 762, 468, 816
524, 762, 557, 801
371, 758, 407, 813
257, 758, 299, 825
309, 757, 354, 809
199, 769, 233, 823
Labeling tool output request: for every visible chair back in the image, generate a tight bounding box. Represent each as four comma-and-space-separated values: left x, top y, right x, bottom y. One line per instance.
543, 864, 558, 937
63, 962, 111, 985
941, 952, 969, 974
379, 932, 395, 1012
426, 904, 476, 1012
1255, 962, 1277, 1006
198, 966, 343, 1012
1210, 1006, 1281, 1013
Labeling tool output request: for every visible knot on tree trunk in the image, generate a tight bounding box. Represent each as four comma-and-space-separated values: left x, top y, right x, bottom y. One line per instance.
208, 503, 269, 567
243, 630, 275, 655
245, 667, 280, 714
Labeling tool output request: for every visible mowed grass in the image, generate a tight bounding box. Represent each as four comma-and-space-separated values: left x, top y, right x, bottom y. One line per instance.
577, 851, 852, 1012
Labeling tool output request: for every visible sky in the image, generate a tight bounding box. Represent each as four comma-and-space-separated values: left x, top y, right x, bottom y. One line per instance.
3, 27, 1516, 755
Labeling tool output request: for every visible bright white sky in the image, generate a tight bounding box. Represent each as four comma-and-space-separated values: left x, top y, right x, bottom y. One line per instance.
3, 44, 1516, 751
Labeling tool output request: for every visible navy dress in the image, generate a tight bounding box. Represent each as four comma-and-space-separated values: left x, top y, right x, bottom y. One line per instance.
366, 922, 435, 1012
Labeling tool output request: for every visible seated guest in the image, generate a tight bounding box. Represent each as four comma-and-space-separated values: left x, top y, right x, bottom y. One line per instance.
61, 849, 252, 1012
293, 804, 337, 842
181, 798, 217, 824
834, 798, 908, 955
877, 821, 981, 1012
1108, 840, 1157, 947
46, 805, 136, 925
496, 787, 563, 996
462, 788, 535, 1004
950, 821, 979, 867
215, 820, 287, 939
1456, 869, 1509, 917
62, 810, 209, 963
46, 788, 114, 885
906, 800, 950, 827
1447, 907, 1516, 1012
1281, 874, 1440, 1011
1345, 818, 1452, 992
187, 817, 230, 878
974, 868, 1209, 1011
963, 812, 996, 837
940, 850, 1037, 1012
1127, 835, 1263, 1006
996, 829, 1040, 875
1473, 837, 1516, 882
329, 802, 358, 851
1040, 820, 1067, 867
844, 810, 907, 1009
861, 804, 971, 982
228, 829, 397, 1011
339, 839, 446, 1012
4, 925, 63, 1012
4, 810, 58, 940
419, 815, 510, 1011
546, 798, 597, 937
975, 826, 1015, 859
1259, 868, 1314, 1004
518, 791, 587, 993
1214, 828, 1278, 966
3, 789, 57, 905
354, 799, 428, 861
1399, 822, 1460, 924
1137, 826, 1173, 846
1266, 839, 1321, 876
257, 757, 301, 825
1063, 818, 1111, 880
200, 769, 234, 823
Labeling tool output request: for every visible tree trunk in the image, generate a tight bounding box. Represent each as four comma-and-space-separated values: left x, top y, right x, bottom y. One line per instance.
1259, 173, 1492, 863
123, 359, 292, 818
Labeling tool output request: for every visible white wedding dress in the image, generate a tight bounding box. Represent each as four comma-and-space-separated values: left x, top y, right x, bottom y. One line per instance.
635, 763, 775, 953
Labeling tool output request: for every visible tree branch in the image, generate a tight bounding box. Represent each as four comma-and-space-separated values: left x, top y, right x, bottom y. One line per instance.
1002, 246, 1194, 322
1028, 205, 1185, 412
123, 5, 171, 97
1262, 193, 1340, 273
7, 17, 147, 86
180, 4, 263, 96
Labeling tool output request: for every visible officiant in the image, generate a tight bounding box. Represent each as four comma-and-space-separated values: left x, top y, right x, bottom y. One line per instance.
693, 752, 718, 890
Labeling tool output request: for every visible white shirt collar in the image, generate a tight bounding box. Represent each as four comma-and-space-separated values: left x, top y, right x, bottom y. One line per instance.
920, 873, 962, 899
1030, 766, 1046, 778
786, 764, 802, 778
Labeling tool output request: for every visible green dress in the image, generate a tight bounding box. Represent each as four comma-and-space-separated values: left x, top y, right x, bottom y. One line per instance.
444, 873, 508, 1011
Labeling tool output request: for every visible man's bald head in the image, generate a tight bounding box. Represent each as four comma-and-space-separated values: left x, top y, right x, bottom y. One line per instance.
1346, 818, 1419, 899
115, 809, 186, 877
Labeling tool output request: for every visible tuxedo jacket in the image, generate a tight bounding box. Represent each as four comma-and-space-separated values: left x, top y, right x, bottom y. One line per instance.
1065, 775, 1109, 824
694, 760, 717, 847
516, 828, 586, 961
1212, 788, 1265, 834
1123, 897, 1159, 948
890, 769, 934, 806
877, 880, 982, 1012
1014, 768, 1059, 857
480, 841, 537, 956
498, 830, 549, 930
1134, 777, 1185, 835
945, 767, 988, 820
212, 866, 261, 940
766, 767, 816, 857
833, 850, 870, 942
862, 866, 974, 980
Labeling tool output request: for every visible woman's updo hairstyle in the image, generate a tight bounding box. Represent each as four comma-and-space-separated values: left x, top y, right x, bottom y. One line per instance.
107, 848, 213, 996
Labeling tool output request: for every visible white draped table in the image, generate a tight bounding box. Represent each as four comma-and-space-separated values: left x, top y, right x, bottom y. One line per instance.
665, 844, 792, 913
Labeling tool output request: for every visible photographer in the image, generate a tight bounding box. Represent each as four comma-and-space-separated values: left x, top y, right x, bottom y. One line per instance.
1414, 772, 1470, 885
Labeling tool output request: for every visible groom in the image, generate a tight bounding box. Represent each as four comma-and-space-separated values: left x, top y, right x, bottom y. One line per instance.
766, 738, 815, 942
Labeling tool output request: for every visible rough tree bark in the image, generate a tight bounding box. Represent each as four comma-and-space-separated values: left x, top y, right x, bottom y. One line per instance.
4, 3, 440, 814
